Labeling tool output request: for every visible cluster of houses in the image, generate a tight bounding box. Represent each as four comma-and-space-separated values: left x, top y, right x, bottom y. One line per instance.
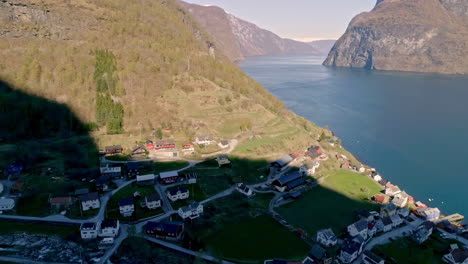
117, 192, 163, 217
48, 190, 101, 214
80, 220, 120, 247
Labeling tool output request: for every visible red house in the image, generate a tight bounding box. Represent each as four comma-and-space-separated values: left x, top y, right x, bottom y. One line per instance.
154, 139, 176, 150
146, 140, 154, 151
305, 145, 322, 159
105, 145, 123, 154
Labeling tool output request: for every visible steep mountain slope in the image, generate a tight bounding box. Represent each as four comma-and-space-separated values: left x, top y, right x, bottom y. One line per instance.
0, 0, 325, 160
179, 1, 320, 61
323, 0, 468, 74
307, 40, 336, 54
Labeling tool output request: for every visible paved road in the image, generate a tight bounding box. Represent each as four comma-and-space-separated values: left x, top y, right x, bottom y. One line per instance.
200, 187, 235, 205
97, 225, 128, 264
438, 227, 468, 246
201, 139, 238, 158
144, 236, 235, 264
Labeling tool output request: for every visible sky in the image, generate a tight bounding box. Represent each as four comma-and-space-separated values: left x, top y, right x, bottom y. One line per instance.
183, 0, 376, 41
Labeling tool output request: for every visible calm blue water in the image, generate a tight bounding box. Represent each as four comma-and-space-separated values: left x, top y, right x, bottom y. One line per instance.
240, 55, 468, 218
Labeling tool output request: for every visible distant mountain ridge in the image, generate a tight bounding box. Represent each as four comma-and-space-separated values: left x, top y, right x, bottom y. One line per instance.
180, 1, 320, 61
324, 0, 468, 75
307, 40, 336, 54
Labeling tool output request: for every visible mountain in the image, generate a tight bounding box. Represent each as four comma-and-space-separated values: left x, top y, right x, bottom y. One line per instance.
307, 40, 336, 54
179, 1, 320, 61
323, 0, 468, 75
0, 0, 325, 162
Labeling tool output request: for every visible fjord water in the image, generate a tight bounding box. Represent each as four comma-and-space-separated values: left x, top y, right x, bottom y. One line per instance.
240, 55, 468, 218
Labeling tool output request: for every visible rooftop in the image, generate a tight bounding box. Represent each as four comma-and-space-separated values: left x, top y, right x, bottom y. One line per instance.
119, 197, 134, 207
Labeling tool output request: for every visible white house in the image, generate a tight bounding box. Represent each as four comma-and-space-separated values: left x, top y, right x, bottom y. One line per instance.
178, 202, 203, 220
119, 197, 135, 217
80, 192, 100, 211
338, 240, 363, 263
347, 220, 369, 239
362, 250, 385, 264
385, 185, 401, 196
316, 228, 338, 247
167, 187, 189, 202
390, 214, 403, 227
0, 198, 15, 212
99, 220, 120, 237
392, 191, 409, 208
372, 174, 383, 182
80, 222, 98, 239
299, 161, 320, 176
195, 135, 215, 145
444, 248, 468, 264
145, 194, 162, 210
236, 183, 254, 197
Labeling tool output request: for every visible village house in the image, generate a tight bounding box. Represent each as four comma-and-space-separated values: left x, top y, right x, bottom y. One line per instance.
385, 184, 401, 196
195, 135, 215, 146
99, 220, 120, 237
373, 194, 390, 205
127, 162, 143, 179
348, 220, 369, 240
105, 145, 122, 155
380, 203, 397, 217
338, 239, 363, 263
390, 214, 403, 227
145, 194, 162, 210
80, 222, 98, 239
398, 207, 410, 218
392, 191, 409, 208
300, 161, 320, 177
412, 221, 434, 244
184, 172, 197, 184
216, 154, 231, 167
131, 145, 147, 156
357, 210, 375, 222
146, 140, 154, 151
382, 217, 393, 232
368, 222, 377, 238
96, 175, 112, 192
271, 154, 295, 170
80, 192, 100, 211
443, 248, 468, 264
375, 219, 385, 233
316, 228, 338, 247
137, 174, 155, 186
415, 207, 441, 221
308, 244, 333, 264
218, 140, 230, 149
159, 171, 181, 184
167, 187, 189, 202
272, 171, 306, 192
236, 183, 254, 197
182, 142, 195, 153
154, 139, 176, 151
302, 257, 315, 264
144, 221, 184, 240
178, 202, 203, 220
362, 250, 385, 264
119, 197, 135, 217
0, 198, 15, 212
100, 165, 122, 179
305, 145, 322, 159
372, 174, 383, 182
50, 197, 73, 211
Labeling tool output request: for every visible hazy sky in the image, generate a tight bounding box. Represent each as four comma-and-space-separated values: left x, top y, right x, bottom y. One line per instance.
183, 0, 376, 41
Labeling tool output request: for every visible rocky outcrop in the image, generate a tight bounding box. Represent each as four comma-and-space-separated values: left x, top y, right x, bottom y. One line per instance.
323, 0, 468, 75
179, 1, 319, 61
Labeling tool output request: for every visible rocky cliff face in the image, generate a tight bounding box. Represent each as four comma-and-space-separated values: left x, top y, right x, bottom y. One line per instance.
180, 1, 319, 61
324, 0, 468, 75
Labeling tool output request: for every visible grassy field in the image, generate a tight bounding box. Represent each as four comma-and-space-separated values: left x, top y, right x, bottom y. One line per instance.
373, 234, 458, 264
204, 215, 308, 263
154, 161, 190, 174
106, 183, 164, 221
0, 220, 78, 237
277, 170, 382, 235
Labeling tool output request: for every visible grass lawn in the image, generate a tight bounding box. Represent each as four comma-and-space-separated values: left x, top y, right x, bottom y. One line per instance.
106, 154, 132, 161
16, 194, 50, 217
373, 234, 458, 264
277, 170, 382, 236
154, 161, 189, 174
204, 215, 308, 263
0, 220, 78, 237
168, 184, 207, 209
106, 183, 164, 221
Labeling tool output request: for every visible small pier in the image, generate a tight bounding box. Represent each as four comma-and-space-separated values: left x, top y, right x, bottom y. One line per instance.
436, 213, 465, 223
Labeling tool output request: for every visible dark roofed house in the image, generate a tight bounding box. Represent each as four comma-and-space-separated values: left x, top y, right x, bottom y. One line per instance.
145, 194, 162, 210
338, 239, 362, 263
443, 248, 468, 264
305, 146, 322, 159
272, 171, 305, 192
131, 145, 147, 156
74, 188, 89, 196
119, 197, 135, 217
309, 244, 332, 263
80, 192, 100, 211
50, 197, 73, 211
96, 175, 112, 192
105, 145, 122, 154
144, 221, 184, 240
271, 154, 295, 169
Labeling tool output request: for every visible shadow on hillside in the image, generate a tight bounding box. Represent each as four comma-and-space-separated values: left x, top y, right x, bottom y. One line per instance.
0, 79, 99, 216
